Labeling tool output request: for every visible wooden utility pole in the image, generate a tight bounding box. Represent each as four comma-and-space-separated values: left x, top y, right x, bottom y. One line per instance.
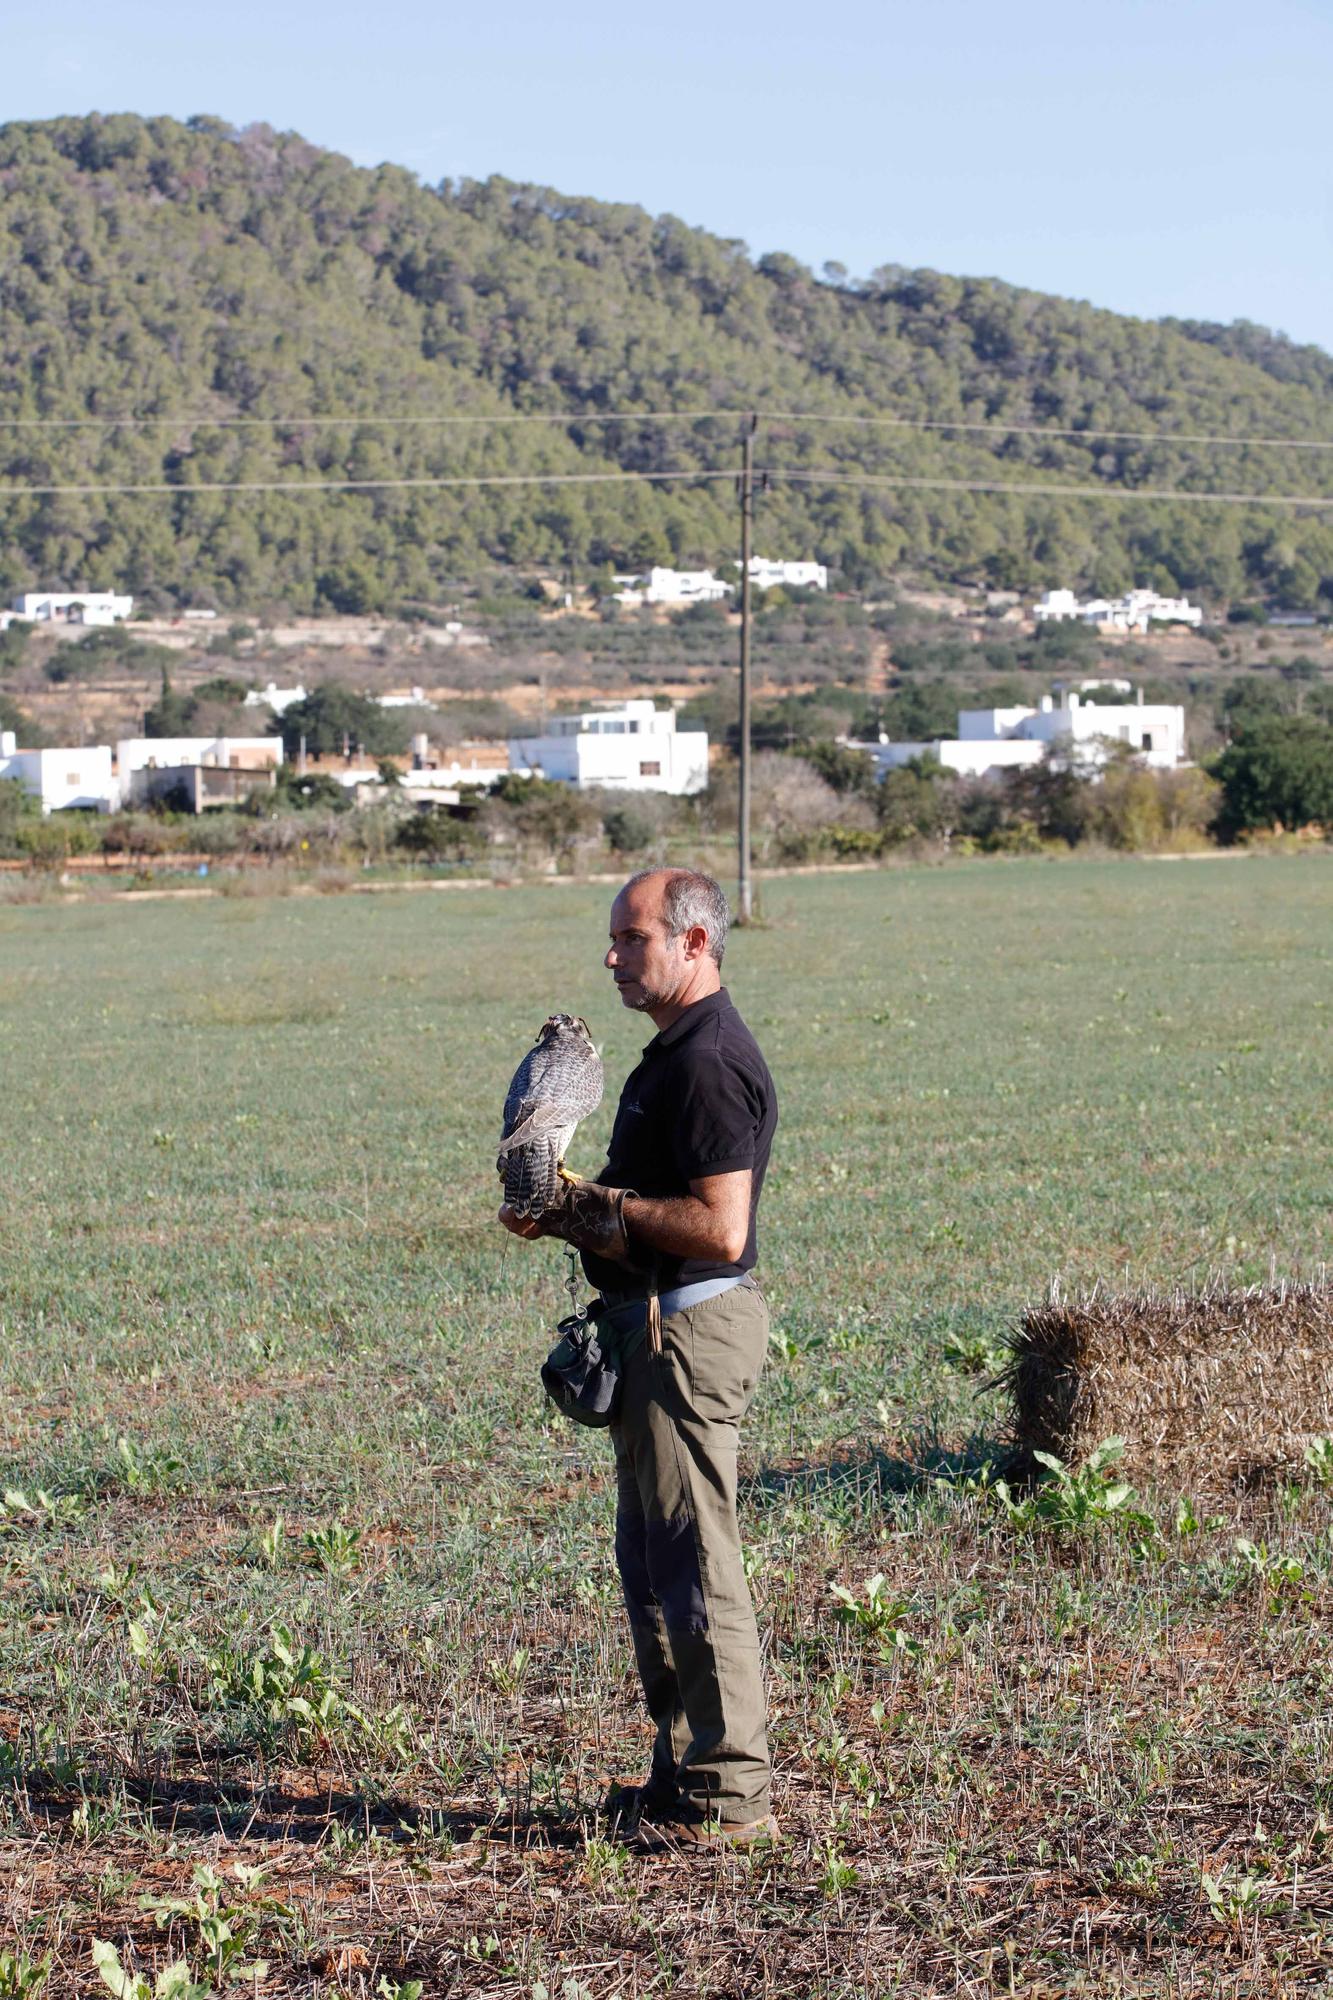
737, 414, 757, 922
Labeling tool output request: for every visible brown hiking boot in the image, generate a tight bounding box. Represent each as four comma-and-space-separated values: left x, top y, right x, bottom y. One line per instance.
601, 1777, 681, 1835
633, 1810, 779, 1852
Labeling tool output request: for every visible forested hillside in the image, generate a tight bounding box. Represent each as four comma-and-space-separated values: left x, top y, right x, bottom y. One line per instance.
3, 112, 1333, 611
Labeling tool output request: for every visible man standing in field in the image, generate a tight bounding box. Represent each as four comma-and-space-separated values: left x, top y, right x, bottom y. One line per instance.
499, 867, 778, 1846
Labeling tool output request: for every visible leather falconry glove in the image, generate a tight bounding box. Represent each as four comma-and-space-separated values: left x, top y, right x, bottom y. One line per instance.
544, 1180, 638, 1265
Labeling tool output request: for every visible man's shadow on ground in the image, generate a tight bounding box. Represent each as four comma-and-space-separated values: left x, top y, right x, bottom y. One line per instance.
744, 1422, 1016, 1511
17, 1767, 595, 1849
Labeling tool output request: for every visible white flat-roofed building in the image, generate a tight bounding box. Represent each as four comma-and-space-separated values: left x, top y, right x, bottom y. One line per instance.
1083, 589, 1202, 632
243, 681, 307, 717
117, 735, 283, 806
742, 557, 829, 592
858, 737, 1046, 780
610, 569, 730, 608
403, 737, 509, 797
13, 590, 134, 626
956, 704, 1040, 741
849, 683, 1187, 780
958, 686, 1186, 768
399, 767, 497, 800
509, 699, 708, 794
646, 567, 732, 606
377, 685, 438, 710
1033, 585, 1202, 631
0, 734, 117, 812
1032, 588, 1082, 623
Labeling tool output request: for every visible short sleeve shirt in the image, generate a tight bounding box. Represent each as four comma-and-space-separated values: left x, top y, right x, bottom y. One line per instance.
580, 987, 778, 1293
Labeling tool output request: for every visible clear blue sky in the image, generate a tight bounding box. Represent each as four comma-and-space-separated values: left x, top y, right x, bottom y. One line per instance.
6, 0, 1332, 352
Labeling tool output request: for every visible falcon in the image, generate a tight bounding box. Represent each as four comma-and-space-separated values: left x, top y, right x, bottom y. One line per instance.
497, 1014, 604, 1218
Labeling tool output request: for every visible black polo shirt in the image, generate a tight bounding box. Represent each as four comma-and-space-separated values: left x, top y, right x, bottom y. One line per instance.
581, 986, 778, 1294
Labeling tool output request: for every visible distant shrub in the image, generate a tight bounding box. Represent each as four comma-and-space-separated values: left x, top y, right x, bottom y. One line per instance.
396, 808, 485, 861
0, 622, 31, 673
193, 675, 252, 705
15, 814, 101, 867
99, 814, 173, 861
1212, 716, 1333, 837
829, 825, 881, 858
0, 774, 40, 857
266, 769, 354, 814
45, 629, 176, 681
600, 791, 675, 856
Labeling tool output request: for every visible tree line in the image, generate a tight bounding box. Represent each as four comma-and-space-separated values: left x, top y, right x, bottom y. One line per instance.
3, 115, 1333, 613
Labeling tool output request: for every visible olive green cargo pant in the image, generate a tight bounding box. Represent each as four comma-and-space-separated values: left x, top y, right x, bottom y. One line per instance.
610, 1279, 771, 1822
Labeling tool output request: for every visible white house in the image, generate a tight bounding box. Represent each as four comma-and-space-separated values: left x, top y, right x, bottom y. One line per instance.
405, 736, 507, 795
1033, 586, 1202, 632
376, 686, 438, 710
960, 685, 1186, 767
613, 567, 733, 608
1084, 589, 1202, 633
12, 590, 134, 627
849, 683, 1187, 781
117, 736, 283, 807
1032, 588, 1081, 623
741, 557, 829, 592
0, 733, 117, 812
243, 681, 307, 717
855, 735, 1048, 780
509, 699, 708, 795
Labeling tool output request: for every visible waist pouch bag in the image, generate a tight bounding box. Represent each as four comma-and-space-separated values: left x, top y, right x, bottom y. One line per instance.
541, 1295, 657, 1428
541, 1304, 620, 1427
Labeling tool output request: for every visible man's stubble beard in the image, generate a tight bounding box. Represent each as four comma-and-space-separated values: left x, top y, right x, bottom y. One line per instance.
620, 962, 677, 1013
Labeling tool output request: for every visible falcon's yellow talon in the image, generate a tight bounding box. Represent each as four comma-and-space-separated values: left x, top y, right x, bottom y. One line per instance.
557, 1162, 583, 1185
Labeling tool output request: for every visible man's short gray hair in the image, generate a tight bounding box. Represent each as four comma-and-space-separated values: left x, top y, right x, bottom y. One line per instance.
624, 867, 730, 966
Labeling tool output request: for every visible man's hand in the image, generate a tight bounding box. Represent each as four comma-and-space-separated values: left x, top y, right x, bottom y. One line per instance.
497, 1181, 638, 1265
498, 1204, 544, 1240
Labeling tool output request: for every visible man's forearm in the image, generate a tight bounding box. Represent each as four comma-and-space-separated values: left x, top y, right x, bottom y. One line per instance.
623, 1193, 742, 1265
501, 1168, 751, 1268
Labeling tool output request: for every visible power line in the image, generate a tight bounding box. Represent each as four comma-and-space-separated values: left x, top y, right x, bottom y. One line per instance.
3, 466, 1333, 508
0, 409, 746, 431
0, 469, 740, 495
758, 412, 1333, 452
771, 471, 1333, 509
2, 405, 1333, 452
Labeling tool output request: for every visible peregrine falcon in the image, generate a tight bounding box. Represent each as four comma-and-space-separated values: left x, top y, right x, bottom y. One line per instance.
497, 1014, 604, 1218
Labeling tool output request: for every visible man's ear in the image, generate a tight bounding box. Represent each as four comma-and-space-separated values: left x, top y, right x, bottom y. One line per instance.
682, 923, 710, 961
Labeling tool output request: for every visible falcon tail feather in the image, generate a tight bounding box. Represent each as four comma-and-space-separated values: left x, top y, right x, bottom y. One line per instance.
503, 1134, 562, 1218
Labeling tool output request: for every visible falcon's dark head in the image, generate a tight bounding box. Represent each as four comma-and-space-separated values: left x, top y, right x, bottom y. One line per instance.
536, 1012, 594, 1046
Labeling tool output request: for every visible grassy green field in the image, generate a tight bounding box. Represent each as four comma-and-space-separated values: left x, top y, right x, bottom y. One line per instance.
0, 856, 1330, 1998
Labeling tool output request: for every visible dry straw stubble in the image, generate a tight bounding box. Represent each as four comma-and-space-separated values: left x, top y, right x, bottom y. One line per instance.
1003, 1281, 1333, 1490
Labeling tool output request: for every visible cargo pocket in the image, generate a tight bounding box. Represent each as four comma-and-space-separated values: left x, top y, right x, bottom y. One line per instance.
681, 1291, 767, 1428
